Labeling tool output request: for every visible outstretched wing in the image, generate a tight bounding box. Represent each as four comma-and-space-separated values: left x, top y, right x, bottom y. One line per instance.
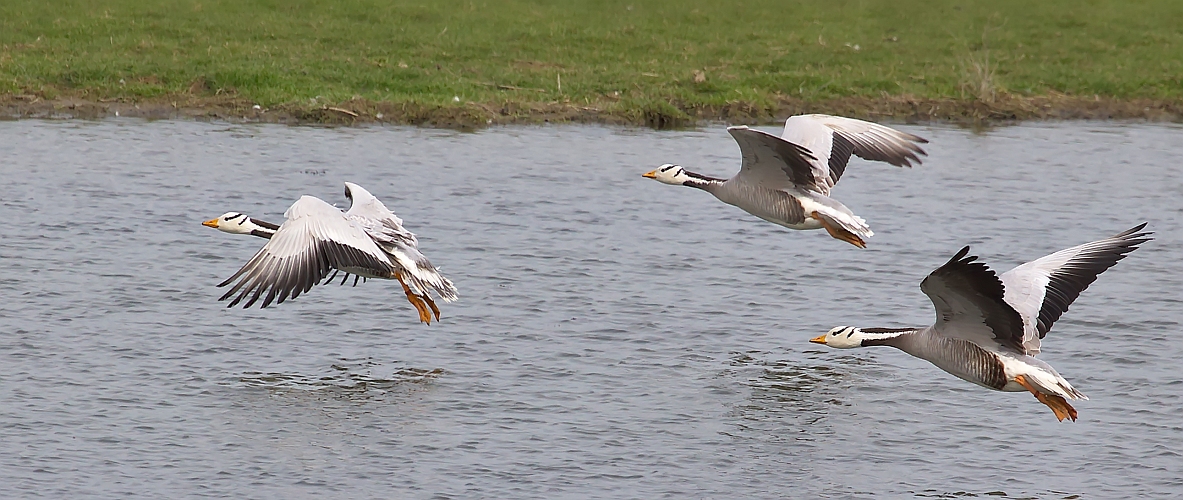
728, 126, 820, 191
344, 182, 458, 302
920, 246, 1027, 354
1000, 223, 1151, 354
343, 182, 417, 246
216, 195, 396, 308
781, 114, 928, 194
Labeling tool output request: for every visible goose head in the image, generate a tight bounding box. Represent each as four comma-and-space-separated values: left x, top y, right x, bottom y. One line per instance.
642, 164, 693, 185
202, 212, 271, 236
810, 326, 866, 348
811, 326, 918, 348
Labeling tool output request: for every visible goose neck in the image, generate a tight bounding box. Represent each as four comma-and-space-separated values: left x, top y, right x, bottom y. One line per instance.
682, 170, 726, 191
246, 218, 279, 239
857, 327, 922, 348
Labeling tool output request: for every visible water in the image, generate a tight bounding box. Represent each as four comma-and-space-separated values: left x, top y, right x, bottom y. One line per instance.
0, 119, 1180, 499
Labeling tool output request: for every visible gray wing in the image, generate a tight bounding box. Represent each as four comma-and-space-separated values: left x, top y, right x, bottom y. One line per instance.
781, 114, 928, 194
921, 246, 1027, 354
216, 196, 396, 308
1000, 223, 1151, 354
728, 126, 820, 191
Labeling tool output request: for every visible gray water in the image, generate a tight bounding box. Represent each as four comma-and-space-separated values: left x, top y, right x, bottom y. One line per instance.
0, 119, 1180, 499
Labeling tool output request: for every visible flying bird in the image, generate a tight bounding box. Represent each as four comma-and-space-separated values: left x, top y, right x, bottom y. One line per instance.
202, 182, 458, 324
642, 114, 927, 247
810, 224, 1151, 421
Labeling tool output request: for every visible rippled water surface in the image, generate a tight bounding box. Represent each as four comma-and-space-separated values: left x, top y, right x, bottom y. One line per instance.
1, 119, 1181, 498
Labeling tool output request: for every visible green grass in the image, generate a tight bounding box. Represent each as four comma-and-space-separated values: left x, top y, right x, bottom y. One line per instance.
2, 0, 1182, 123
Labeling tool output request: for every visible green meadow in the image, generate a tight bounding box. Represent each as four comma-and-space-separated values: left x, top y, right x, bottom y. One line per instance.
2, 0, 1181, 125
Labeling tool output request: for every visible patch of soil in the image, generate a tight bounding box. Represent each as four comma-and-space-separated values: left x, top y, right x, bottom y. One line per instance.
2, 92, 1180, 129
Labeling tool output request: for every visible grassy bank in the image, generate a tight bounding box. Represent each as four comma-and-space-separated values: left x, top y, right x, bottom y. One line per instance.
2, 0, 1182, 127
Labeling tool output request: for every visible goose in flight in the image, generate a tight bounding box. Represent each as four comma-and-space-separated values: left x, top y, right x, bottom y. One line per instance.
642, 114, 927, 247
810, 224, 1151, 421
201, 182, 458, 324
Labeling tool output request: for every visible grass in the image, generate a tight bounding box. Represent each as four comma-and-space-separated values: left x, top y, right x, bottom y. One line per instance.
2, 0, 1182, 126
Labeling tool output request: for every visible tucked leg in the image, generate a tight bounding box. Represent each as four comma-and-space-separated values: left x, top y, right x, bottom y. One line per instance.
811, 211, 867, 248
396, 274, 433, 325
1014, 375, 1078, 422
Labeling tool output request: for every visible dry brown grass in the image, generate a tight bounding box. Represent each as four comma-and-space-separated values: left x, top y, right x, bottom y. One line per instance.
961, 51, 998, 103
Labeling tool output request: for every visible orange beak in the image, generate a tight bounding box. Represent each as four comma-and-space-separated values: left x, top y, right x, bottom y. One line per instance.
202, 218, 219, 228
809, 335, 828, 345
642, 170, 657, 179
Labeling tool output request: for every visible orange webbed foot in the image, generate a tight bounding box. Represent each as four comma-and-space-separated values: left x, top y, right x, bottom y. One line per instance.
396, 273, 433, 325
812, 211, 866, 248
1014, 375, 1077, 422
423, 294, 441, 322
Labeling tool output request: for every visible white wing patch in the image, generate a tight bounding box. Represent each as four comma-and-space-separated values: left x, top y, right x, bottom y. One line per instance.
782, 114, 928, 195
1000, 223, 1151, 354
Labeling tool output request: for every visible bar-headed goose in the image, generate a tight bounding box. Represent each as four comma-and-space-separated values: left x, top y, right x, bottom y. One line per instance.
202, 182, 458, 325
810, 224, 1151, 421
642, 114, 927, 248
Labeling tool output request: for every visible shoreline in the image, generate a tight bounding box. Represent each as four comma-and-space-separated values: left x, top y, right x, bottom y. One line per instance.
3, 93, 1182, 129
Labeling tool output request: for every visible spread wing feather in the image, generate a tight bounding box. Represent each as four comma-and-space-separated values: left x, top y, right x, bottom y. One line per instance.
921, 246, 1027, 354
728, 126, 819, 190
1000, 223, 1151, 354
216, 196, 396, 308
780, 114, 928, 194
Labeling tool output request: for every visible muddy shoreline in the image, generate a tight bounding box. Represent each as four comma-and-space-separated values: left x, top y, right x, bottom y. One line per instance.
3, 93, 1181, 129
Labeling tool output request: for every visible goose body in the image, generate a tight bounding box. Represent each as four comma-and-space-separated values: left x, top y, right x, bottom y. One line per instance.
643, 114, 927, 247
202, 182, 457, 324
811, 224, 1151, 421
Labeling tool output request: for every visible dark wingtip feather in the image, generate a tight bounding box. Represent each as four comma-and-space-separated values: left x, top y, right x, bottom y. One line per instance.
1114, 222, 1153, 242
946, 246, 972, 265
1034, 223, 1152, 338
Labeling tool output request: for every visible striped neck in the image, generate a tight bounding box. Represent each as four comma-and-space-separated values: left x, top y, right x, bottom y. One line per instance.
248, 218, 279, 239
681, 170, 726, 191
855, 327, 922, 347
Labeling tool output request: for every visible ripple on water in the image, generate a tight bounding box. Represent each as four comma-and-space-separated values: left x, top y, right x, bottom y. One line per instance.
1, 120, 1181, 498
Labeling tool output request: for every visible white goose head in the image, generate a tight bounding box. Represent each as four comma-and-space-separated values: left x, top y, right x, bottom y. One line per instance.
642, 164, 693, 185
810, 326, 917, 348
202, 212, 275, 237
